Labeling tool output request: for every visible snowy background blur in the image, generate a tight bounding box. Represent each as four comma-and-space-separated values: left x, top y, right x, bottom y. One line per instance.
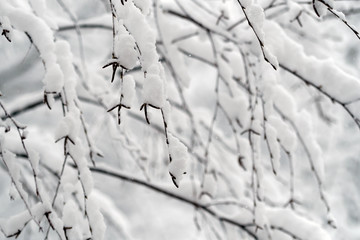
0, 0, 360, 239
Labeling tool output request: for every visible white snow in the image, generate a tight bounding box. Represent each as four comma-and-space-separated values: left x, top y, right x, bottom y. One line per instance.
87, 195, 106, 240
133, 0, 151, 15
239, 0, 252, 8
68, 140, 94, 196
268, 115, 296, 152
0, 2, 64, 95
219, 92, 248, 121
265, 21, 360, 103
142, 67, 166, 108
246, 5, 265, 41
0, 202, 48, 237
114, 33, 138, 70
62, 200, 82, 239
54, 114, 78, 143
168, 133, 189, 187
267, 207, 332, 240
122, 75, 136, 108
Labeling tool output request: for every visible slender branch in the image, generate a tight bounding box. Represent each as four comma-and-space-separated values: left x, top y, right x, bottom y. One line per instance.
279, 63, 360, 130
315, 0, 360, 40
236, 0, 277, 70
86, 164, 258, 239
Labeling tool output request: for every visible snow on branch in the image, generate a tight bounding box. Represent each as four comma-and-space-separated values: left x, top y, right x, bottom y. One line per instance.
0, 203, 48, 238
0, 1, 64, 107
236, 0, 278, 70
264, 21, 360, 129
1, 0, 360, 239
313, 0, 360, 41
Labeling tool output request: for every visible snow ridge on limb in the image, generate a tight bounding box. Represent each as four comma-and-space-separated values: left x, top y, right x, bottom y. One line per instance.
108, 0, 188, 188
106, 0, 167, 118
0, 1, 64, 108
0, 203, 49, 238
313, 0, 360, 41
236, 0, 278, 70
265, 21, 360, 129
0, 107, 67, 240
168, 133, 188, 188
265, 23, 346, 226
108, 0, 168, 112
51, 40, 106, 240
267, 208, 332, 240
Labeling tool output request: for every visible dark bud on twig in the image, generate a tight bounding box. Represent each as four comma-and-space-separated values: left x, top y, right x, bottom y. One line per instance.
140, 103, 150, 124
43, 93, 52, 110
238, 156, 246, 171
2, 30, 11, 42
169, 172, 179, 188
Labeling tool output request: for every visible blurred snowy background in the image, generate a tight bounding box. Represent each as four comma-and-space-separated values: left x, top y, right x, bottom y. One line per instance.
0, 0, 360, 239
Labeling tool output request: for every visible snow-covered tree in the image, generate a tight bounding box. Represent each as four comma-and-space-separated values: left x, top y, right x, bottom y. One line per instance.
0, 0, 360, 239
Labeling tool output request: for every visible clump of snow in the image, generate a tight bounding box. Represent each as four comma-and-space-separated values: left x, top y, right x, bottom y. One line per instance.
62, 200, 82, 239
162, 100, 172, 124
168, 134, 189, 188
114, 33, 138, 69
0, 2, 64, 95
133, 0, 151, 15
43, 64, 64, 93
113, 0, 158, 71
255, 201, 266, 229
68, 140, 94, 196
143, 64, 166, 108
265, 21, 360, 103
267, 207, 332, 240
48, 212, 66, 240
241, 2, 278, 69
29, 0, 57, 29
122, 75, 136, 108
239, 0, 252, 8
87, 195, 106, 240
54, 113, 78, 142
246, 5, 265, 39
313, 0, 328, 17
0, 202, 48, 237
111, 0, 167, 109
54, 40, 78, 102
263, 46, 279, 69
